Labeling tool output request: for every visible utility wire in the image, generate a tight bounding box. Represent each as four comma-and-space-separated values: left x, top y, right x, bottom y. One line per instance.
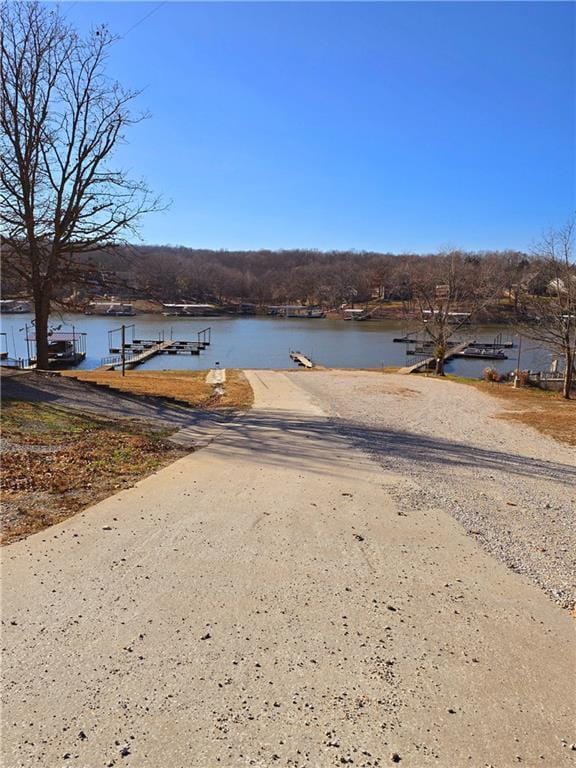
123, 2, 165, 37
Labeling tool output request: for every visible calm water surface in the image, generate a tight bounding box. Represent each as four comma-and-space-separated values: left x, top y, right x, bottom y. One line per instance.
0, 313, 552, 377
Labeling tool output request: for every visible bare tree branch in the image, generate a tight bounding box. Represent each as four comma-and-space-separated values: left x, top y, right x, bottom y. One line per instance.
518, 220, 576, 398
0, 1, 163, 366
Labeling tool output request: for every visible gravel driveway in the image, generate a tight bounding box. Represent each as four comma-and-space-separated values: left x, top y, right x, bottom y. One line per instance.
293, 370, 576, 608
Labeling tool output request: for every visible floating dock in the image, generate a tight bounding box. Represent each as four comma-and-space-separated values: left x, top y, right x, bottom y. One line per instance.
397, 330, 514, 373
100, 327, 212, 370
399, 340, 472, 374
290, 351, 314, 368
100, 340, 173, 370
396, 335, 514, 349
454, 348, 508, 360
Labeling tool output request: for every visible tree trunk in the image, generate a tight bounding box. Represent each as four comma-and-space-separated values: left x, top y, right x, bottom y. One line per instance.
33, 290, 51, 369
563, 351, 573, 399
435, 343, 446, 376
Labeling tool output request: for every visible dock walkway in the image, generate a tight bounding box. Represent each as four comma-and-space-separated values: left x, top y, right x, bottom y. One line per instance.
100, 328, 212, 371
100, 340, 173, 371
399, 340, 471, 374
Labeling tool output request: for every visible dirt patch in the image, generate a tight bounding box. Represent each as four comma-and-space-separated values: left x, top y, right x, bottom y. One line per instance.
61, 368, 253, 409
354, 383, 420, 397
1, 400, 186, 543
380, 385, 420, 397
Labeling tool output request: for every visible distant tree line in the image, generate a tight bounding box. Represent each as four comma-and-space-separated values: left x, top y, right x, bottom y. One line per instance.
3, 238, 575, 396
3, 244, 538, 307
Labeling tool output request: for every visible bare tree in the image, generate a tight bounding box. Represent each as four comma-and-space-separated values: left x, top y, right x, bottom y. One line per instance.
1, 1, 161, 367
409, 251, 500, 375
518, 221, 576, 399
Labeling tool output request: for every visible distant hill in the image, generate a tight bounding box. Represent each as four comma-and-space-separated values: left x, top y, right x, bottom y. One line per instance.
2, 243, 534, 310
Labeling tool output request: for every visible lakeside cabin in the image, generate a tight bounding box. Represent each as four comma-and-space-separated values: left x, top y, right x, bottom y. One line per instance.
86, 301, 135, 316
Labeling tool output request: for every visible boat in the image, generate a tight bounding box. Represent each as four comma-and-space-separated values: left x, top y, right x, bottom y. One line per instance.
0, 299, 31, 314
422, 310, 471, 325
303, 307, 325, 318
267, 305, 325, 318
162, 303, 221, 317
28, 331, 87, 368
457, 347, 508, 360
342, 308, 365, 320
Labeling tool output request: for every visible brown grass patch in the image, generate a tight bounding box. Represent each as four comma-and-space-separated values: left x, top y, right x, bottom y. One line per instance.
219, 369, 254, 409
448, 377, 576, 446
61, 368, 253, 410
1, 400, 186, 543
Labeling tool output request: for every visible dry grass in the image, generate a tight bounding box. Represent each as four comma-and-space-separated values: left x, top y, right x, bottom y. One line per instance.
1, 399, 186, 544
61, 369, 253, 410
1, 369, 253, 543
447, 377, 576, 447
220, 369, 254, 409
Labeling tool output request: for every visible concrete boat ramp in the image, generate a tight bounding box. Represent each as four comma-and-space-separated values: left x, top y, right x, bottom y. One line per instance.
1, 371, 574, 767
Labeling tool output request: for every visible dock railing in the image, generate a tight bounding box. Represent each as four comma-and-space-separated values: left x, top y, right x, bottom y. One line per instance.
198, 327, 211, 345
100, 340, 167, 369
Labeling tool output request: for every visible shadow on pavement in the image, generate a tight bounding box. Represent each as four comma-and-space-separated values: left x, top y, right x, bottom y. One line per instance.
0, 371, 207, 430
206, 407, 576, 485
4, 373, 573, 485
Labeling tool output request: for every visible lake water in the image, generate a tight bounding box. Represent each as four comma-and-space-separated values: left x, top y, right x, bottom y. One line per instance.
0, 312, 553, 377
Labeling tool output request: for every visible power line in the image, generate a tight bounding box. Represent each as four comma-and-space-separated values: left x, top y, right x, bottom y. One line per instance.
123, 2, 165, 37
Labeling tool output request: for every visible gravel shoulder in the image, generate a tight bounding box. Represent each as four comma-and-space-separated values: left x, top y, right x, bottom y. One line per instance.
292, 370, 576, 609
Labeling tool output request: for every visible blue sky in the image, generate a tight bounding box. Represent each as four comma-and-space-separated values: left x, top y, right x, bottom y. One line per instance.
66, 1, 574, 252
